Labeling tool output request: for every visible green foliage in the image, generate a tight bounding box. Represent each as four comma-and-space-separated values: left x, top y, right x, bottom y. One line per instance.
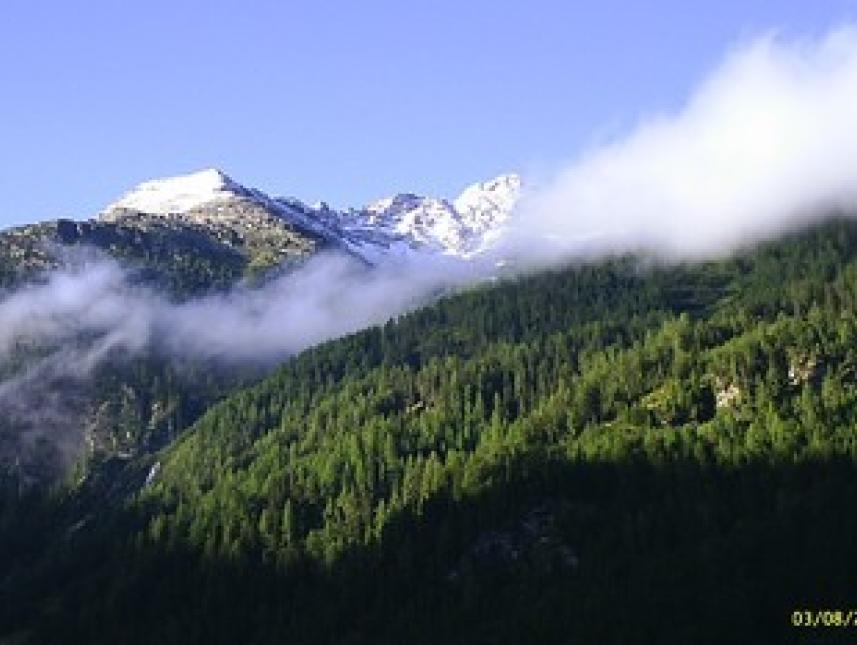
6, 218, 857, 644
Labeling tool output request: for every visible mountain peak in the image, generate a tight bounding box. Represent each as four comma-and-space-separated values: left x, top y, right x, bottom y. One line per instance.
97, 168, 523, 259
338, 174, 522, 257
101, 168, 249, 217
454, 173, 521, 218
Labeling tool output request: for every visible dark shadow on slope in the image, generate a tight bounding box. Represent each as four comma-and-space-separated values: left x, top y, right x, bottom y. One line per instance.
5, 453, 857, 645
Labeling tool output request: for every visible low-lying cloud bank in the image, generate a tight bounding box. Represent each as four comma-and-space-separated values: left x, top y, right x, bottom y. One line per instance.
0, 252, 485, 474
0, 252, 482, 368
5, 26, 857, 475
504, 25, 857, 262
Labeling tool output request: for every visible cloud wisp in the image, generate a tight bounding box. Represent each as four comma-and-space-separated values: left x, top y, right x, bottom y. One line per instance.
0, 251, 486, 368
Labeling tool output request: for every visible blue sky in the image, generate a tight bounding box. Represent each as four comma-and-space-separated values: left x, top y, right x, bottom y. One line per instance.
1, 0, 856, 227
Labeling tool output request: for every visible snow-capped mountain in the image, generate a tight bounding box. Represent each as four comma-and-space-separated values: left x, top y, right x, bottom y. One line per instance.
100, 168, 522, 261
102, 168, 252, 216
341, 172, 521, 258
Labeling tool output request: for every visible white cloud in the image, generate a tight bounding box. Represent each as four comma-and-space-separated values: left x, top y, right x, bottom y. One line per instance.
507, 26, 857, 260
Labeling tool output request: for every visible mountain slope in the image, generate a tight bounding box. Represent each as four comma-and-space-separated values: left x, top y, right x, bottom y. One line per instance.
100, 168, 330, 273
1, 168, 522, 292
5, 218, 857, 644
0, 168, 522, 484
100, 167, 522, 262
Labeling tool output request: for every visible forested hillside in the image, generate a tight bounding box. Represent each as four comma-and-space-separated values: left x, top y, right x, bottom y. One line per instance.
5, 219, 857, 644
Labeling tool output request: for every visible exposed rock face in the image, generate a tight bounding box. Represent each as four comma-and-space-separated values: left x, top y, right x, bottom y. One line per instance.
100, 170, 327, 276
788, 353, 824, 386
714, 379, 741, 410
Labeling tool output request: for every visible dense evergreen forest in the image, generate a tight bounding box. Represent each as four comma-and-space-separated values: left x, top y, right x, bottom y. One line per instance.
5, 219, 857, 644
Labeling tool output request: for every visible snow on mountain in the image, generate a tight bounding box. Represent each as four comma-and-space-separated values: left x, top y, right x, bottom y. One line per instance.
335, 174, 522, 258
101, 168, 252, 217
352, 194, 465, 253
454, 174, 521, 233
99, 169, 522, 260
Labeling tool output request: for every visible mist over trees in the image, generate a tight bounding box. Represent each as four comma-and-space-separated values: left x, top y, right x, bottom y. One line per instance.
4, 218, 857, 644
